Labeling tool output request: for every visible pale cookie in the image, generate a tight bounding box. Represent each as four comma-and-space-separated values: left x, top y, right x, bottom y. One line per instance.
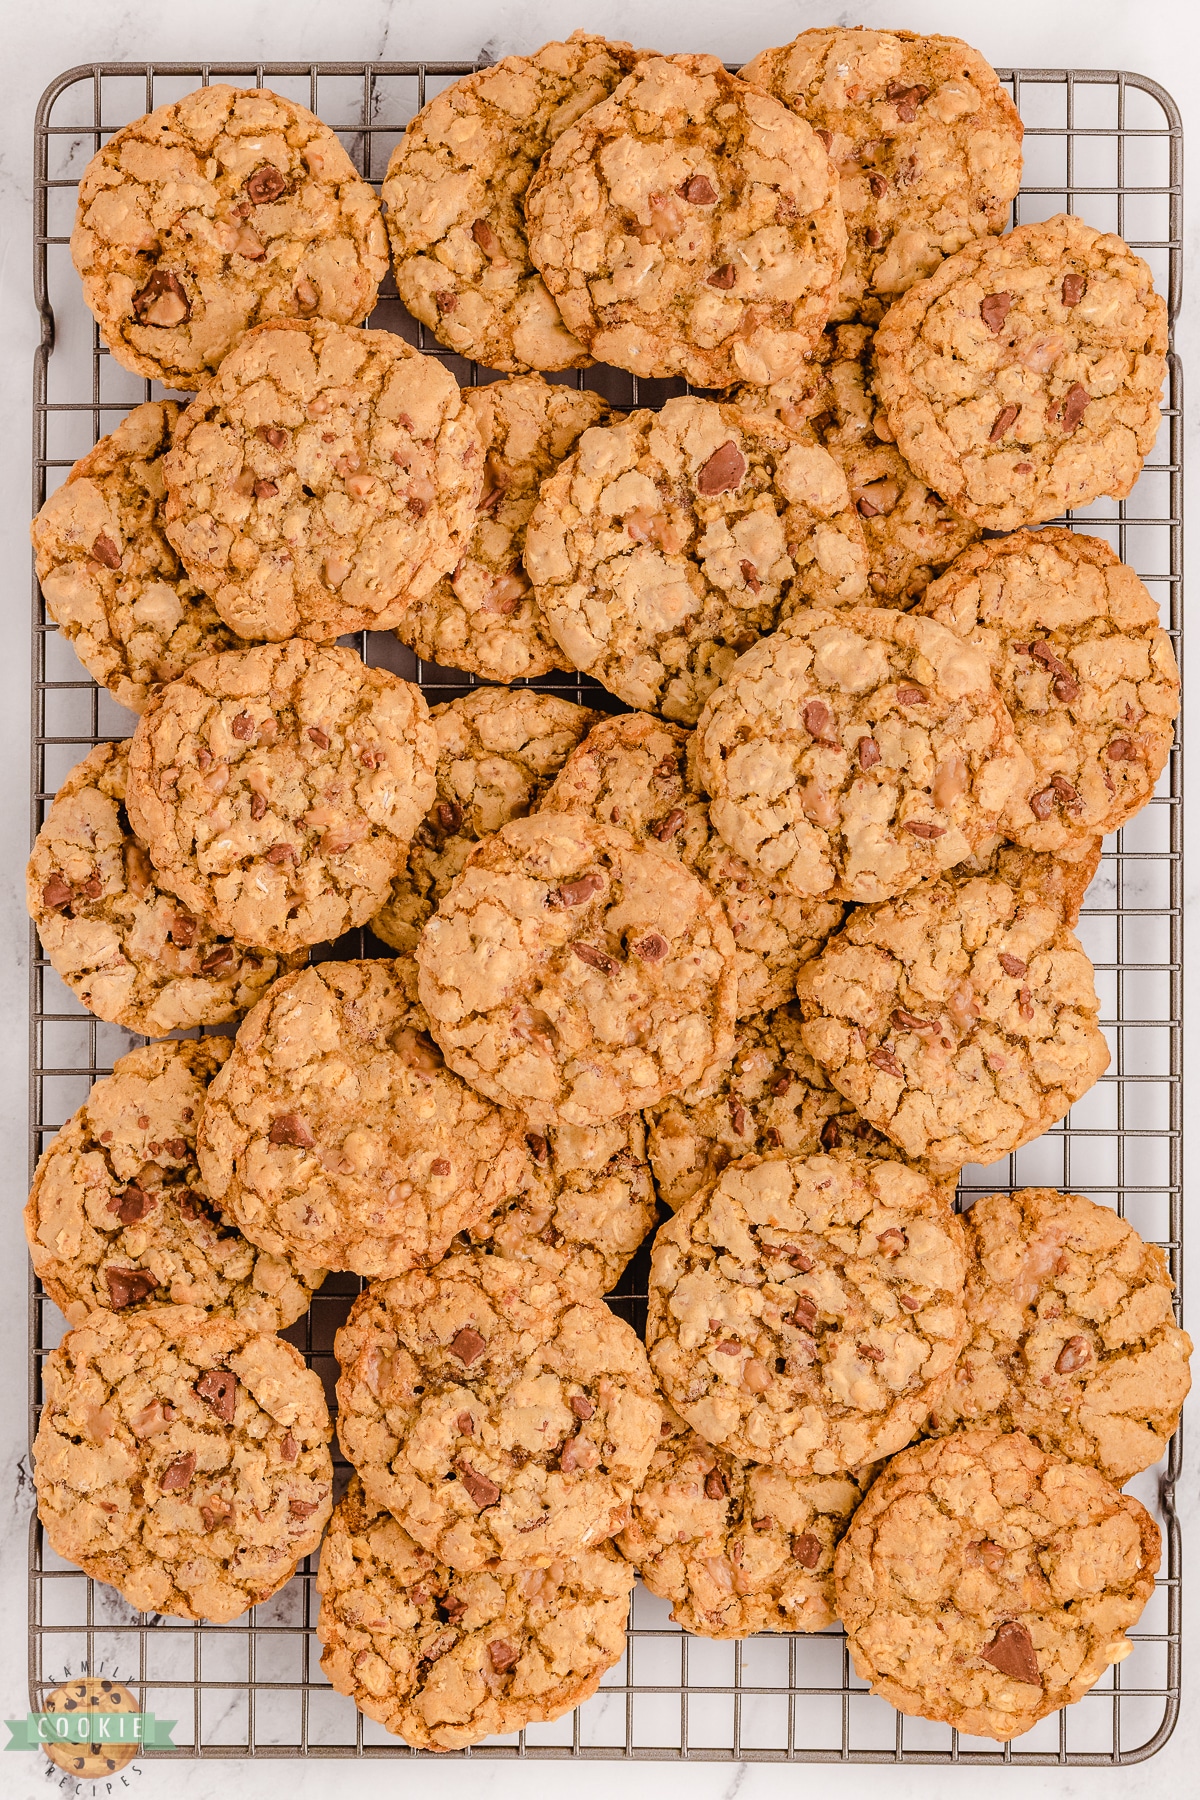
647, 1153, 967, 1474
537, 711, 843, 1017
71, 85, 388, 389
126, 641, 436, 955
26, 1040, 324, 1331
28, 742, 300, 1036
619, 1405, 862, 1636
524, 397, 869, 724
415, 811, 737, 1129
874, 215, 1168, 531
953, 838, 1103, 930
918, 529, 1179, 852
383, 34, 645, 373
33, 1304, 333, 1622
334, 1252, 662, 1570
371, 688, 602, 956
834, 1429, 1160, 1741
741, 29, 1023, 323
196, 958, 530, 1281
796, 865, 1111, 1175
31, 402, 247, 715
395, 376, 613, 680
525, 54, 846, 386
932, 1190, 1191, 1484
691, 605, 1030, 903
317, 1475, 634, 1750
163, 320, 482, 641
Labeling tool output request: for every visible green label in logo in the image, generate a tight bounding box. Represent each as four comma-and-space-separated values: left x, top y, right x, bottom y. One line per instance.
5, 1711, 176, 1749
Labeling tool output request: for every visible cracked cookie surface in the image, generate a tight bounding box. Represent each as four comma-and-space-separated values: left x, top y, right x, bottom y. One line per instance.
834, 1428, 1160, 1740
33, 1304, 333, 1622
71, 84, 388, 389
163, 320, 482, 641
647, 1153, 966, 1475
525, 55, 846, 386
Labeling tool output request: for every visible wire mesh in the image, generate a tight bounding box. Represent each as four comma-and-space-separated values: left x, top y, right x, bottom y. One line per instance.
28, 59, 1183, 1764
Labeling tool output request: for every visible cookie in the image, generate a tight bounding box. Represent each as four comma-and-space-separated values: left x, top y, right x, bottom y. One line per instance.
740, 29, 1023, 323
394, 376, 613, 681
196, 958, 530, 1281
525, 55, 846, 386
873, 215, 1168, 531
71, 84, 388, 389
31, 402, 247, 715
317, 1474, 634, 1749
932, 1190, 1191, 1484
619, 1405, 861, 1637
382, 34, 644, 373
163, 320, 482, 641
125, 641, 436, 955
28, 742, 300, 1035
834, 1429, 1160, 1741
524, 397, 869, 724
26, 1040, 324, 1331
334, 1252, 662, 1570
370, 688, 602, 956
415, 811, 738, 1129
796, 863, 1110, 1175
954, 838, 1103, 929
647, 1153, 967, 1475
537, 711, 843, 1018
33, 1304, 333, 1622
917, 529, 1179, 852
691, 605, 1031, 903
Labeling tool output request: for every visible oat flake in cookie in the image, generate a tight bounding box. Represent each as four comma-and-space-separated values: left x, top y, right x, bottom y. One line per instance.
28, 742, 300, 1035
71, 85, 388, 389
163, 320, 482, 642
524, 55, 846, 387
26, 1040, 324, 1331
126, 641, 436, 955
334, 1252, 662, 1570
318, 1475, 635, 1750
647, 1153, 967, 1475
33, 1305, 333, 1622
835, 1429, 1160, 1740
415, 811, 737, 1129
525, 397, 869, 726
691, 605, 1030, 904
874, 215, 1168, 531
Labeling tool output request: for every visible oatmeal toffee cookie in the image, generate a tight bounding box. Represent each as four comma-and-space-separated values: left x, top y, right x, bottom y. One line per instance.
318, 1475, 635, 1750
394, 376, 613, 682
835, 1429, 1160, 1740
524, 55, 847, 386
918, 529, 1179, 853
741, 29, 1023, 323
524, 397, 869, 725
28, 742, 299, 1036
371, 688, 601, 956
415, 812, 738, 1129
71, 85, 388, 389
33, 1305, 333, 1622
31, 402, 247, 714
796, 863, 1110, 1175
26, 1040, 323, 1331
125, 641, 436, 955
647, 1154, 967, 1475
538, 711, 843, 1018
933, 1190, 1192, 1484
874, 215, 1168, 531
334, 1253, 662, 1570
196, 959, 530, 1281
691, 606, 1030, 903
163, 320, 482, 642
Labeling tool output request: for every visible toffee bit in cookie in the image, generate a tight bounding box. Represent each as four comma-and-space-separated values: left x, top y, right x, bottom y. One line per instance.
981, 1620, 1041, 1687
697, 441, 747, 496
269, 1113, 315, 1150
979, 293, 1013, 333
105, 1267, 157, 1309
1062, 273, 1087, 306
160, 1451, 197, 1492
449, 1327, 487, 1367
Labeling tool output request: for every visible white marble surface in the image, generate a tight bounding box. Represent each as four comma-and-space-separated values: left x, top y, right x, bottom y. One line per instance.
1, 2, 1197, 1796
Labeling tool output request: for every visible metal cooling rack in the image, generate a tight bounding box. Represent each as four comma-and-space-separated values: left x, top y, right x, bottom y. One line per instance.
28, 59, 1183, 1765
